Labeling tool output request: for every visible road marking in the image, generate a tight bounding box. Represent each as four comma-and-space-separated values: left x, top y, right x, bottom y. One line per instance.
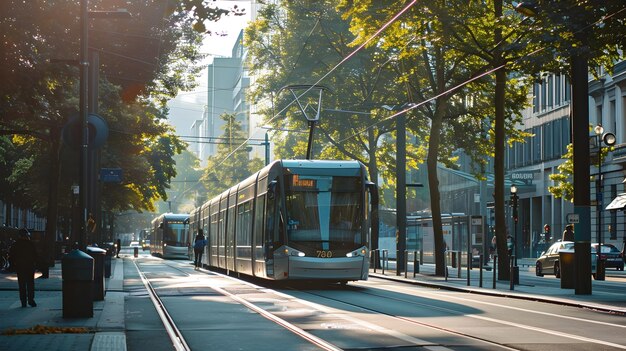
369, 282, 626, 348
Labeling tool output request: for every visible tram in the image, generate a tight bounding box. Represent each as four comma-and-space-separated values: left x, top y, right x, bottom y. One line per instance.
151, 213, 191, 259
189, 159, 378, 283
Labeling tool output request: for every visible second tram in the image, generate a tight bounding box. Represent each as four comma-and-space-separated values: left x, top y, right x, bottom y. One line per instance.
151, 213, 191, 259
189, 159, 378, 283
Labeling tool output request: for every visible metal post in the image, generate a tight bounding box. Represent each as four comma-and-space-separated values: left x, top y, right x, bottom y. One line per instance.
596, 132, 605, 281
414, 251, 419, 276
457, 252, 461, 278
79, 0, 90, 250
396, 110, 407, 276
572, 54, 592, 295
510, 255, 515, 291
479, 254, 483, 288
467, 250, 471, 286
264, 131, 270, 165
493, 255, 497, 289
306, 121, 315, 160
404, 250, 408, 278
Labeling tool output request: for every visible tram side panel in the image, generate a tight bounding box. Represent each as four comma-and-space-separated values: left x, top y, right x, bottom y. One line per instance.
235, 181, 255, 276
253, 175, 268, 278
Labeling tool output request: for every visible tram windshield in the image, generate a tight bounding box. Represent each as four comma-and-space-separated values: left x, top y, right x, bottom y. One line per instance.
163, 221, 188, 246
284, 174, 364, 251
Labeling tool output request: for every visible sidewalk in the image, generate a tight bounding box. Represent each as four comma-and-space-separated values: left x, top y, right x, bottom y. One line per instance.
0, 256, 126, 351
370, 258, 626, 315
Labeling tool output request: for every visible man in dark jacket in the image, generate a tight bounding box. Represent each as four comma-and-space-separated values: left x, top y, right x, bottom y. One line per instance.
10, 229, 38, 307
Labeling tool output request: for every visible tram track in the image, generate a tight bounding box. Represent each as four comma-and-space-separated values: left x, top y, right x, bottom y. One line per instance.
132, 259, 626, 350
291, 277, 626, 350
133, 259, 191, 351
134, 258, 343, 351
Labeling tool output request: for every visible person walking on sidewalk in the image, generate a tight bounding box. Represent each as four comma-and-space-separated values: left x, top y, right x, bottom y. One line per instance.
562, 224, 574, 241
9, 229, 38, 307
193, 229, 207, 270
116, 238, 121, 258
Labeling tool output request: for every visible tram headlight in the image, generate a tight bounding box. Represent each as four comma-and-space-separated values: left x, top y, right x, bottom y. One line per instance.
283, 247, 306, 257
346, 247, 367, 257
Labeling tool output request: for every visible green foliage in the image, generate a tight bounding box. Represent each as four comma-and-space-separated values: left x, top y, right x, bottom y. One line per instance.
0, 0, 206, 216
548, 144, 574, 202
201, 114, 264, 199
549, 141, 614, 203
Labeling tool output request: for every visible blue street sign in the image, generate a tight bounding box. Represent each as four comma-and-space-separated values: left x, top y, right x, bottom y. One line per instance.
100, 168, 122, 183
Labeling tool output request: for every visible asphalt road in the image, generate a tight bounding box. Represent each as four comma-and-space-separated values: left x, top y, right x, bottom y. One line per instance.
130, 256, 626, 351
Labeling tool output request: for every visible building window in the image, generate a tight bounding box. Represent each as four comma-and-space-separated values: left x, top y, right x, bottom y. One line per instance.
533, 83, 540, 113
547, 75, 554, 109
555, 75, 562, 106
564, 76, 571, 102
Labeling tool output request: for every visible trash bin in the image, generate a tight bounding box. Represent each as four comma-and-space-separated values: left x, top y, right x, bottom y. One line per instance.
62, 249, 94, 318
134, 246, 138, 258
87, 246, 106, 301
104, 249, 112, 278
559, 249, 575, 289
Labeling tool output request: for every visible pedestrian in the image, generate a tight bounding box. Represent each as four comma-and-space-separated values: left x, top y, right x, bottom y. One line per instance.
193, 229, 207, 269
9, 229, 38, 307
562, 224, 574, 241
116, 238, 121, 258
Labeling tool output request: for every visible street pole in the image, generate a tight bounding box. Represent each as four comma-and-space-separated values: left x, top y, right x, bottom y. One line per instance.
396, 110, 406, 276
79, 0, 90, 250
572, 54, 592, 295
597, 132, 604, 280
264, 131, 270, 165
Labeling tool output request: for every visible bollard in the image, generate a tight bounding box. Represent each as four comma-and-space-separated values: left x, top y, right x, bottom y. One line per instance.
479, 254, 483, 288
493, 255, 497, 289
413, 251, 419, 276
373, 249, 378, 273
87, 246, 106, 301
457, 253, 461, 278
381, 250, 387, 275
104, 249, 112, 278
134, 246, 139, 258
62, 249, 94, 318
404, 250, 408, 278
467, 251, 471, 286
509, 255, 515, 291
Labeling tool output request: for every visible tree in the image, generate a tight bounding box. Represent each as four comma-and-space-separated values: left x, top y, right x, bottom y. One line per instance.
201, 113, 264, 199
156, 149, 205, 214
338, 0, 532, 276
0, 0, 205, 261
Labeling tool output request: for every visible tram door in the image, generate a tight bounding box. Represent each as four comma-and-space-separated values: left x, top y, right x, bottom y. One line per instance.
264, 180, 279, 278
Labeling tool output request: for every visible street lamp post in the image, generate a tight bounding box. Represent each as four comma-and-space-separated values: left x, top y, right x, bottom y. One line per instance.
510, 184, 519, 285
594, 124, 616, 281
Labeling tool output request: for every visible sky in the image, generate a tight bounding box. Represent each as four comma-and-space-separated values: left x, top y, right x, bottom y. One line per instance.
166, 1, 253, 136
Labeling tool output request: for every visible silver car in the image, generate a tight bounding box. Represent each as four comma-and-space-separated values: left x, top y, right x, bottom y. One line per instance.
535, 241, 597, 278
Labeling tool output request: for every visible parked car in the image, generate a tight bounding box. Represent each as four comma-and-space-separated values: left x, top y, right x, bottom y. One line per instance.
535, 241, 597, 278
591, 243, 624, 271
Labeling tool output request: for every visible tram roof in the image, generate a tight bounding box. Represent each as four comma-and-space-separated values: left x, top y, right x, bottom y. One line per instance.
278, 159, 363, 169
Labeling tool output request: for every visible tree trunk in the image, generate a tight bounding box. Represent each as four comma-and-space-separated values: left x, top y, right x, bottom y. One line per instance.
429, 105, 445, 276
494, 0, 510, 281
44, 129, 62, 277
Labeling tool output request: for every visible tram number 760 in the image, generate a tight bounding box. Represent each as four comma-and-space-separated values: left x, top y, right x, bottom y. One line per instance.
316, 250, 333, 258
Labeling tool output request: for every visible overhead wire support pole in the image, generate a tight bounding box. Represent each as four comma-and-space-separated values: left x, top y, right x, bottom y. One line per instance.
79, 0, 90, 250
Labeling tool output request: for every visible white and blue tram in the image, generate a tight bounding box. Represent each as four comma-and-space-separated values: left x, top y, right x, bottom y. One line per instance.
189, 159, 378, 283
151, 213, 191, 259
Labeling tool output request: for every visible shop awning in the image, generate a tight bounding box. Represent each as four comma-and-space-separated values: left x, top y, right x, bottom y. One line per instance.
605, 193, 626, 210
